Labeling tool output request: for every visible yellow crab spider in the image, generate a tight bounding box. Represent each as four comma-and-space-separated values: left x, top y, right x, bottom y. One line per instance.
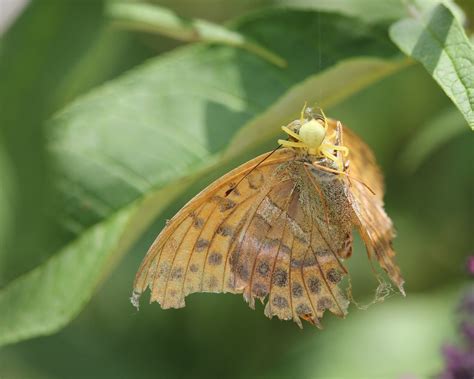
278, 105, 349, 172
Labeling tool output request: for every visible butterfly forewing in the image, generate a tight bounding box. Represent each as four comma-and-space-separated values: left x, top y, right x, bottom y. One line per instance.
134, 150, 294, 309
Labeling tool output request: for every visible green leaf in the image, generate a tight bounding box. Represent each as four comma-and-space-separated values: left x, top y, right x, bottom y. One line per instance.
276, 0, 464, 24
390, 4, 474, 129
0, 0, 155, 285
0, 139, 15, 265
107, 1, 286, 67
0, 8, 404, 346
276, 0, 406, 23
0, 205, 135, 346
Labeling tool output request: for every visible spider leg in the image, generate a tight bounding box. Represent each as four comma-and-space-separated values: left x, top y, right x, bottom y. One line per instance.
320, 108, 329, 132
321, 149, 344, 172
321, 143, 349, 157
278, 139, 307, 148
300, 101, 307, 123
334, 121, 348, 173
281, 125, 302, 141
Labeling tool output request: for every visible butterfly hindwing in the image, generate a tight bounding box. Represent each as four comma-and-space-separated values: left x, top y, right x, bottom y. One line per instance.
338, 122, 405, 293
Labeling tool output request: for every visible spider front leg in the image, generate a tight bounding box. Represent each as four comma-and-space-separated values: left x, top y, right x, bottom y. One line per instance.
300, 101, 307, 123
319, 108, 329, 133
281, 125, 302, 141
278, 139, 307, 149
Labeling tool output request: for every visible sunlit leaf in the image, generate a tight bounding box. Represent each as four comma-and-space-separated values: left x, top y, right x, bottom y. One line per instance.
390, 4, 474, 129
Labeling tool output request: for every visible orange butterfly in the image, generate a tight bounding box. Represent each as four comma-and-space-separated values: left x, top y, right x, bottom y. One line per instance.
132, 105, 404, 328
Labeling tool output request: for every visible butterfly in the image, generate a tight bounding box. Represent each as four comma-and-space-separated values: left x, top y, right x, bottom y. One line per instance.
132, 105, 404, 328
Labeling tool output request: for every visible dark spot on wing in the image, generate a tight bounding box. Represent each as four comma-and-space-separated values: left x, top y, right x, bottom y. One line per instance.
304, 255, 317, 267
227, 182, 241, 196
236, 263, 249, 281
196, 238, 209, 252
208, 252, 223, 266
190, 264, 199, 273
253, 282, 268, 298
291, 258, 302, 268
273, 268, 288, 287
216, 225, 233, 237
170, 267, 183, 280
280, 244, 291, 256
191, 213, 204, 229
327, 268, 342, 284
317, 297, 333, 311
272, 295, 289, 309
317, 249, 331, 257
296, 303, 312, 315
257, 261, 270, 276
159, 263, 170, 276
292, 283, 303, 298
308, 277, 321, 294
212, 196, 236, 212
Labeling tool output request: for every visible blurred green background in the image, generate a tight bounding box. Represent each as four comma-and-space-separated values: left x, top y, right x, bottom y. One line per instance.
0, 1, 472, 378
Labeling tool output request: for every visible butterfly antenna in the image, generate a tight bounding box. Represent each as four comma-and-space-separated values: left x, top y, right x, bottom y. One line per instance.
225, 145, 282, 197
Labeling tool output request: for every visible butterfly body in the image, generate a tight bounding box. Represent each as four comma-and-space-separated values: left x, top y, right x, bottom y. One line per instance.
132, 110, 404, 328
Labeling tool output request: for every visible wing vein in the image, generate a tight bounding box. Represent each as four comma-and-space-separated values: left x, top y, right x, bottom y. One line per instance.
309, 223, 345, 316
247, 184, 296, 305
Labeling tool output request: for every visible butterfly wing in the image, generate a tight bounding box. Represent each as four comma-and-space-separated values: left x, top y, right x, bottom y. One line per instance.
133, 149, 291, 309
330, 119, 405, 294
133, 148, 352, 326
